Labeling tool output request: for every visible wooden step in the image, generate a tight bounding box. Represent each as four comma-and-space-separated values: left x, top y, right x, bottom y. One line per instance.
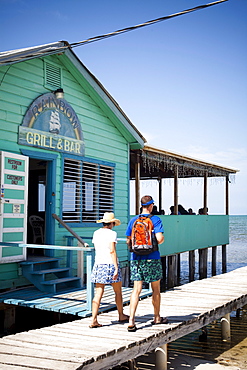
41, 277, 81, 286
31, 268, 70, 275
20, 258, 59, 266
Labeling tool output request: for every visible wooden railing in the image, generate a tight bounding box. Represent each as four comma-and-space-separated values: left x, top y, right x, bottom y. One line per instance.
0, 242, 95, 311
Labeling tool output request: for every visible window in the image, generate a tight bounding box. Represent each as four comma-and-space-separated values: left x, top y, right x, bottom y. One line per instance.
62, 157, 114, 224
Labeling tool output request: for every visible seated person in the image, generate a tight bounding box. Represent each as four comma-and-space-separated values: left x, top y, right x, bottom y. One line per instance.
170, 205, 181, 215
178, 204, 189, 215
188, 208, 196, 215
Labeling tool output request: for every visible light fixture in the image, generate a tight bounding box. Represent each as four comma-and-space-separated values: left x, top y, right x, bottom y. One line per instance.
54, 88, 64, 99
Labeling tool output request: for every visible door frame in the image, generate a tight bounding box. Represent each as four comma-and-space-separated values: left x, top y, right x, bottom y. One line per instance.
21, 149, 57, 256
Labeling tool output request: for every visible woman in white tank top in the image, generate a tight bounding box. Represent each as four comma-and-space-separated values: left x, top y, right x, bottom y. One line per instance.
89, 212, 129, 328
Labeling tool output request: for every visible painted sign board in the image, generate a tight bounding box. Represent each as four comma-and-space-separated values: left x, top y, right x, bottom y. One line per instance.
0, 152, 29, 263
18, 92, 85, 155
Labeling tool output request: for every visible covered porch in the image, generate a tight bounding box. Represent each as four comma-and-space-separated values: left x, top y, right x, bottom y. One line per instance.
130, 145, 238, 286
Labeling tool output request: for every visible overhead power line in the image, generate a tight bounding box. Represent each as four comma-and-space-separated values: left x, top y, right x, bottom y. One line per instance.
70, 0, 228, 48
0, 0, 228, 67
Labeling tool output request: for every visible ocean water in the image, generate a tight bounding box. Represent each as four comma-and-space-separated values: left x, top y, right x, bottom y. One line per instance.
179, 215, 247, 283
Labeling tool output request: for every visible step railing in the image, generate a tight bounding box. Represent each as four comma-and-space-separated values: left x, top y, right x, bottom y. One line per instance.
0, 241, 95, 312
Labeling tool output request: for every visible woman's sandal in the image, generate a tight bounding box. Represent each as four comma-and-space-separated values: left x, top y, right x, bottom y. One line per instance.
127, 324, 137, 332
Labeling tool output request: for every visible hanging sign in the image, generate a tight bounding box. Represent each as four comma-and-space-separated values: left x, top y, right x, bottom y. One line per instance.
13, 204, 21, 213
18, 93, 85, 155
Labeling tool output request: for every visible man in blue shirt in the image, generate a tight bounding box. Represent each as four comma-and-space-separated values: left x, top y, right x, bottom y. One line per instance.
126, 195, 168, 332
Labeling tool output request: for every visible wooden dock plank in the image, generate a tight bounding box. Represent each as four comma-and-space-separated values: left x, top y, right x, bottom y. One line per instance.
0, 266, 246, 370
0, 285, 151, 317
0, 353, 80, 370
0, 343, 87, 364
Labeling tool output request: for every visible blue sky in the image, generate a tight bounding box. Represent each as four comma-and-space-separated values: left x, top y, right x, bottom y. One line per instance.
1, 0, 247, 214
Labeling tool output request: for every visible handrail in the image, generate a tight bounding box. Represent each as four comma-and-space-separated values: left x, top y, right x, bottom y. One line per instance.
52, 213, 87, 246
0, 242, 93, 251
0, 241, 95, 311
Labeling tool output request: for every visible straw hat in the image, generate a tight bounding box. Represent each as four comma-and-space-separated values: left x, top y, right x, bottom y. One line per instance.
96, 212, 121, 226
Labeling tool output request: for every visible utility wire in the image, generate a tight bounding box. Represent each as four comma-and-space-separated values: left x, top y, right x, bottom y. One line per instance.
0, 0, 228, 66
70, 0, 228, 48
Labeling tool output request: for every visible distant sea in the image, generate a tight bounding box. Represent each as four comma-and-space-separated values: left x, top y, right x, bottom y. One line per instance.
179, 215, 247, 283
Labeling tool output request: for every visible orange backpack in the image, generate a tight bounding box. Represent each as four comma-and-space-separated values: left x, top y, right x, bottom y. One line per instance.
130, 215, 158, 255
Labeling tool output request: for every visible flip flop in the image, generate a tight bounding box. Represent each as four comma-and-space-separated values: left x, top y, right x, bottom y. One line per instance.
127, 325, 137, 332
89, 323, 103, 328
151, 317, 168, 325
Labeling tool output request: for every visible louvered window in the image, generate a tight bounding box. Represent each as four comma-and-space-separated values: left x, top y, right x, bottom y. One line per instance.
44, 61, 62, 90
62, 157, 115, 224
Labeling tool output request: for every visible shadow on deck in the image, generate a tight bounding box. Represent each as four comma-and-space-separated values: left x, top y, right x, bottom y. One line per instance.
0, 285, 152, 318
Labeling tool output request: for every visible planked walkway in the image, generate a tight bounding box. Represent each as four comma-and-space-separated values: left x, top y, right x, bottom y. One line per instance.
0, 286, 151, 317
0, 266, 247, 370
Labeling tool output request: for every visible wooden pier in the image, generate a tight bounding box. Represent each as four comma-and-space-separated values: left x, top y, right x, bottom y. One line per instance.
0, 266, 247, 370
0, 285, 151, 318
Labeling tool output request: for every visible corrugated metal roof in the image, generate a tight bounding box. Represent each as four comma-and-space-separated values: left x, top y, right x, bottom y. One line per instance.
143, 144, 238, 174
0, 41, 69, 65
130, 145, 238, 179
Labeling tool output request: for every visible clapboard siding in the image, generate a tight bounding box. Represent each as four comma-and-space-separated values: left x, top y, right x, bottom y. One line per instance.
0, 121, 17, 133
0, 48, 134, 289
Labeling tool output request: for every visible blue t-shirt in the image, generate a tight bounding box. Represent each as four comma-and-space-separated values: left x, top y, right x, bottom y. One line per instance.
126, 214, 164, 260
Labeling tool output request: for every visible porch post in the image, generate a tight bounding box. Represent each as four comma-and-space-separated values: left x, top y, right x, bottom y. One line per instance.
222, 245, 227, 273
212, 246, 217, 276
203, 171, 208, 214
199, 248, 208, 279
167, 255, 177, 288
158, 177, 162, 213
189, 250, 195, 282
226, 175, 229, 216
135, 152, 141, 215
174, 166, 178, 215
222, 175, 229, 273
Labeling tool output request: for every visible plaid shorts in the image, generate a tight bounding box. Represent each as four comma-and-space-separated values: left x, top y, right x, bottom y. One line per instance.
91, 263, 122, 284
130, 259, 163, 283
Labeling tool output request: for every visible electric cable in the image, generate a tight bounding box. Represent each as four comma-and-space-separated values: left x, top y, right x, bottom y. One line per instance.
70, 0, 228, 48
0, 0, 228, 66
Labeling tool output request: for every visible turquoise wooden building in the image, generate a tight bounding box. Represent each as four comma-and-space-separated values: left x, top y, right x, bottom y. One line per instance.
0, 41, 145, 292
0, 41, 238, 297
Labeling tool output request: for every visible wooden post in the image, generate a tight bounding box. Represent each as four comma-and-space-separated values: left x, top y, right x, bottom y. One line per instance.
223, 175, 229, 274
177, 253, 181, 282
226, 175, 229, 216
77, 242, 84, 286
203, 172, 208, 214
135, 152, 141, 215
155, 343, 168, 370
236, 308, 241, 318
174, 166, 178, 215
86, 249, 95, 311
221, 313, 231, 341
199, 248, 208, 279
189, 250, 195, 282
212, 246, 217, 276
167, 255, 177, 288
222, 244, 227, 273
161, 256, 167, 290
158, 177, 162, 213
4, 306, 16, 335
